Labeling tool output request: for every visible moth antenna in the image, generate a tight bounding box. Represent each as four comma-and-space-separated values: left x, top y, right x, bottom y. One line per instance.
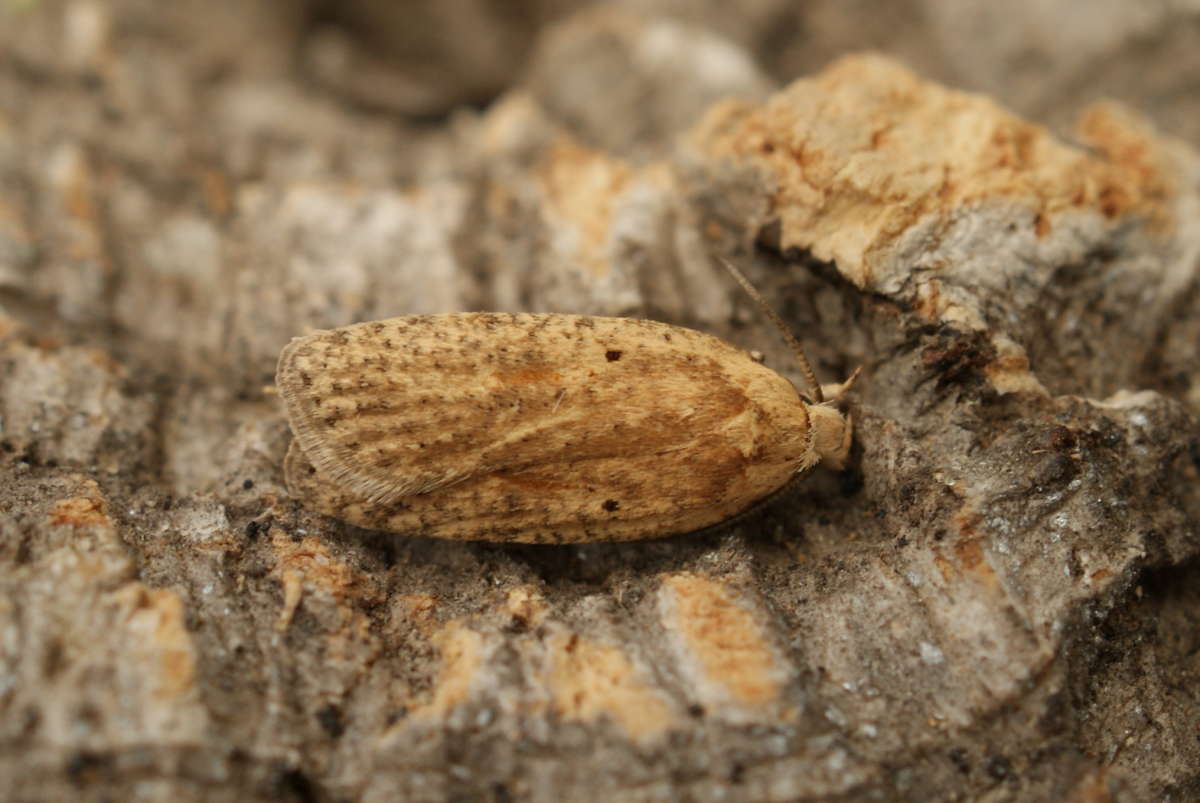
717, 256, 824, 404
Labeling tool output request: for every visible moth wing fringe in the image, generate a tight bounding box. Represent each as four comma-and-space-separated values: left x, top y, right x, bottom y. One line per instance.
276, 335, 473, 505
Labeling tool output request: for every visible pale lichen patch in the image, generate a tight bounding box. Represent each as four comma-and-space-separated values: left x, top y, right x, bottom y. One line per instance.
542, 632, 675, 744
658, 573, 789, 717
269, 531, 362, 603
503, 585, 549, 631
536, 138, 632, 279
409, 621, 488, 721
110, 584, 198, 703
693, 53, 1175, 292
985, 335, 1048, 396
269, 531, 378, 639
48, 491, 112, 530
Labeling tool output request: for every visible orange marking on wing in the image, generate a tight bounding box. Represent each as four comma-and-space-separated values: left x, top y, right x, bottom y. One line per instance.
495, 367, 563, 386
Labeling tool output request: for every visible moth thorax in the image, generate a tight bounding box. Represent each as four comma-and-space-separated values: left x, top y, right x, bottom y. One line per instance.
808, 404, 851, 470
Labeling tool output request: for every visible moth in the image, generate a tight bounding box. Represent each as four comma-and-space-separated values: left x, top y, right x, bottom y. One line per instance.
276, 258, 855, 543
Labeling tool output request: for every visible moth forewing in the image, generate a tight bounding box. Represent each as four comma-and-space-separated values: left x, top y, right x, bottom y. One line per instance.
276, 311, 846, 543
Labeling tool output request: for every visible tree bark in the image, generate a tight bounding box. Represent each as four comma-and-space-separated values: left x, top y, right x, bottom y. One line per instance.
1, 3, 1198, 801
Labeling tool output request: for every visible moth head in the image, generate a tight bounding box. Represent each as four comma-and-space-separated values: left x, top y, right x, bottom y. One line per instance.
808, 404, 852, 471
716, 256, 860, 471
808, 366, 860, 471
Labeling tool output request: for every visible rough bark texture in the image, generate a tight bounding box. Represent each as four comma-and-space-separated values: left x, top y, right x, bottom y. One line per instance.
1, 2, 1199, 802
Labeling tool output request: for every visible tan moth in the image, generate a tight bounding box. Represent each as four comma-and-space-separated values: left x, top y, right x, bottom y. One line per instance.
276, 258, 854, 543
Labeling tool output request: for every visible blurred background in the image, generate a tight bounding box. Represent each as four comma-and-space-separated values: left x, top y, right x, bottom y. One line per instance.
3, 0, 1196, 382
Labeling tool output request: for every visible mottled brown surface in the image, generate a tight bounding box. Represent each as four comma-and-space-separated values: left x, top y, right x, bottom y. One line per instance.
1, 2, 1198, 802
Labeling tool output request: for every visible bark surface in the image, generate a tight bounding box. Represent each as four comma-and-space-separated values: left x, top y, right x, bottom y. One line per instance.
1, 3, 1198, 802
